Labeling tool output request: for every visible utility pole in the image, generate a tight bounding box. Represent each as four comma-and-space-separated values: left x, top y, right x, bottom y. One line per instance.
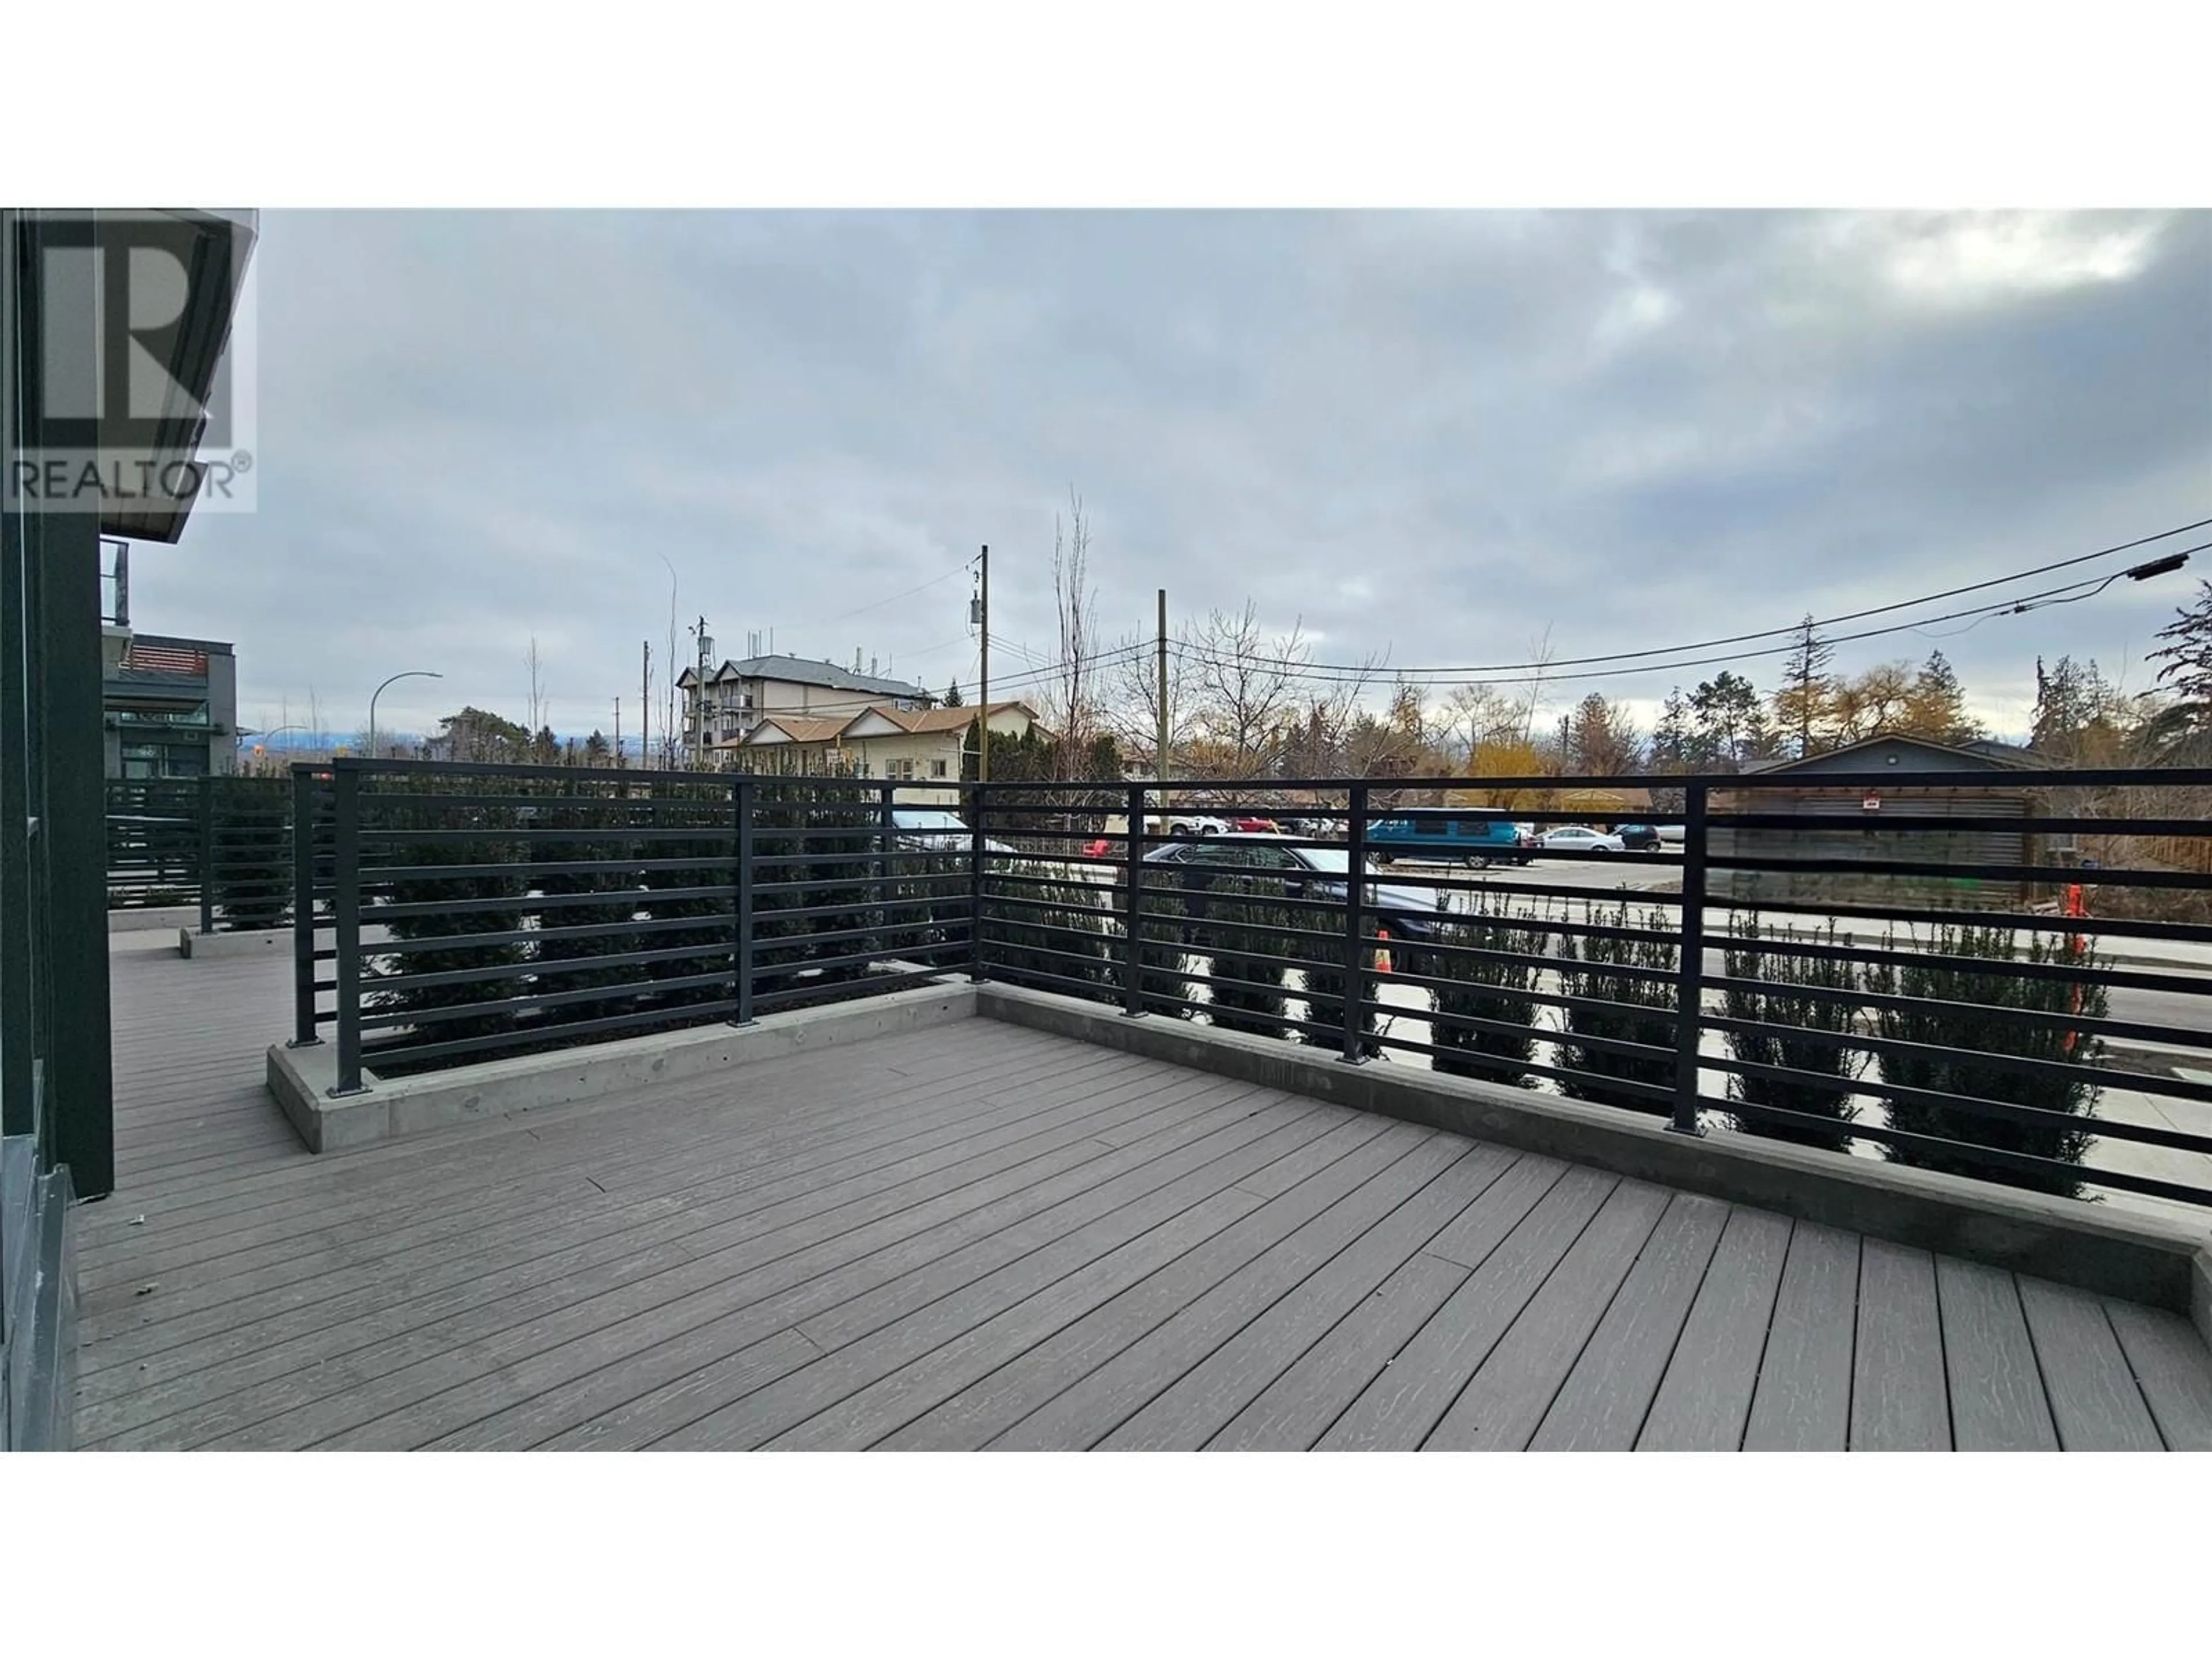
641, 640, 652, 770
1156, 587, 1169, 789
691, 613, 713, 770
613, 697, 622, 767
976, 543, 991, 784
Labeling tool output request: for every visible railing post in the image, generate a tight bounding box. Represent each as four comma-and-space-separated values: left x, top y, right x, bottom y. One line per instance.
196, 771, 215, 935
288, 767, 320, 1047
730, 775, 755, 1027
969, 783, 988, 984
876, 780, 895, 975
1670, 781, 1709, 1136
328, 764, 365, 1097
1340, 782, 1370, 1065
1122, 783, 1147, 1017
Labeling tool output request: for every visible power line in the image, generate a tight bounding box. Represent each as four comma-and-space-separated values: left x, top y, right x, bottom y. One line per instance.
1156, 556, 2200, 692
1169, 516, 2212, 681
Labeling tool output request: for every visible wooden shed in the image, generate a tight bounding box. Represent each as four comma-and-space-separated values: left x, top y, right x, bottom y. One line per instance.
1712, 736, 2044, 910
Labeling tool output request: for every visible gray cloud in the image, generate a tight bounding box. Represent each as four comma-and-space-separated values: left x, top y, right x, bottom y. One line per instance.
146, 209, 2212, 746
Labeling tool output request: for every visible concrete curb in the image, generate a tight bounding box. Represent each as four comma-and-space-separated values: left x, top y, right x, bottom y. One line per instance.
107, 905, 197, 934
265, 982, 978, 1153
976, 983, 2212, 1317
177, 926, 291, 960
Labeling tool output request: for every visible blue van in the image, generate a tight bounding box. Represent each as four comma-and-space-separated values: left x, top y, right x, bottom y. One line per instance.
1368, 810, 1532, 867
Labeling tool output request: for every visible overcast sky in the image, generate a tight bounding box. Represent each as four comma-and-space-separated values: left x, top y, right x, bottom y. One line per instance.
145, 209, 2212, 748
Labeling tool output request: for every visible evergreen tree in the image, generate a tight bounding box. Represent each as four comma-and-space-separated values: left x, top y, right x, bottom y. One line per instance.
208, 776, 293, 931
1903, 650, 1977, 745
531, 779, 645, 1030
1556, 900, 1680, 1115
1205, 884, 1291, 1039
1863, 923, 2105, 1198
435, 706, 533, 764
1427, 889, 1551, 1086
1721, 915, 1865, 1153
2031, 656, 2126, 763
1771, 615, 1836, 758
1690, 671, 1761, 769
363, 775, 528, 1068
584, 729, 611, 767
2143, 579, 2212, 763
945, 680, 965, 707
1650, 687, 1694, 774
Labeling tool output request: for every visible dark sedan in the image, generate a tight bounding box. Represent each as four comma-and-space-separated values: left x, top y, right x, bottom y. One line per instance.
1612, 822, 1662, 852
1116, 832, 1449, 952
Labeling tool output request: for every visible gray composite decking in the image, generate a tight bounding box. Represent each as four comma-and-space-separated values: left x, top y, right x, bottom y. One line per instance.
75, 934, 2212, 1451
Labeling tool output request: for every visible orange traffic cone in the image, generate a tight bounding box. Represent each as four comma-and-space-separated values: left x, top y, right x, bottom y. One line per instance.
1373, 929, 1393, 975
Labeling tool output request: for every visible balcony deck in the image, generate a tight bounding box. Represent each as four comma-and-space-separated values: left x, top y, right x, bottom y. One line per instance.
76, 934, 2212, 1451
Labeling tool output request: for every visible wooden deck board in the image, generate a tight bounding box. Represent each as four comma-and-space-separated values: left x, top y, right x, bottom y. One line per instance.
1635, 1209, 1790, 1452
153, 1075, 1265, 1448
1315, 1166, 1618, 1450
1935, 1258, 2058, 1453
1850, 1242, 1952, 1452
986, 1132, 1472, 1452
2103, 1299, 2212, 1451
1743, 1222, 1860, 1452
78, 935, 2212, 1452
1423, 1180, 1674, 1450
2016, 1280, 2166, 1452
869, 1117, 1416, 1452
1096, 1145, 1521, 1452
413, 1093, 1336, 1450
1528, 1192, 1732, 1452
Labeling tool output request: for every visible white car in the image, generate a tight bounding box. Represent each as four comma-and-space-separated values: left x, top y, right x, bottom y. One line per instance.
1162, 813, 1228, 838
1539, 824, 1626, 855
889, 808, 1015, 856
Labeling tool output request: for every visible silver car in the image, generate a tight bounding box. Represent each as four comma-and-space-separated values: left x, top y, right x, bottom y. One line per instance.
1537, 824, 1627, 854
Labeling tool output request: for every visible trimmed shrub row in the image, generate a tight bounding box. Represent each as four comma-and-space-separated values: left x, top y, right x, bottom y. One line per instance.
1135, 891, 2109, 1199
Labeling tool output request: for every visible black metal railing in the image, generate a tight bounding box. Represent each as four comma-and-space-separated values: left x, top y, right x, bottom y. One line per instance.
967, 766, 2212, 1213
106, 774, 298, 933
293, 759, 972, 1092
285, 757, 2212, 1213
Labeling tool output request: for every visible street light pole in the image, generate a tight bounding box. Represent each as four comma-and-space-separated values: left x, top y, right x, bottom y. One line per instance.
368, 670, 444, 762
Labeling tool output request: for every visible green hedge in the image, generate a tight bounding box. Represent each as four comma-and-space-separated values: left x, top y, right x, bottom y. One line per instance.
636, 779, 736, 1013
1203, 883, 1291, 1040
1863, 923, 2105, 1197
531, 781, 646, 1028
982, 865, 1116, 1002
1556, 900, 1679, 1115
1132, 887, 1195, 1014
363, 778, 528, 1056
209, 776, 291, 931
1426, 890, 1551, 1087
1721, 915, 1866, 1153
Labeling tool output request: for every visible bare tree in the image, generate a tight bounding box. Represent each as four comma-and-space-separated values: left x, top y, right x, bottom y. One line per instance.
1047, 488, 1102, 778
1184, 602, 1361, 777
1106, 618, 1196, 772
1517, 624, 1556, 745
524, 634, 549, 736
1444, 681, 1522, 765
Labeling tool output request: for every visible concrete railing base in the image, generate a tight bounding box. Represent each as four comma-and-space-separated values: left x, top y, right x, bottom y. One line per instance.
266, 982, 978, 1153
977, 983, 2212, 1328
107, 904, 197, 934
179, 926, 291, 960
